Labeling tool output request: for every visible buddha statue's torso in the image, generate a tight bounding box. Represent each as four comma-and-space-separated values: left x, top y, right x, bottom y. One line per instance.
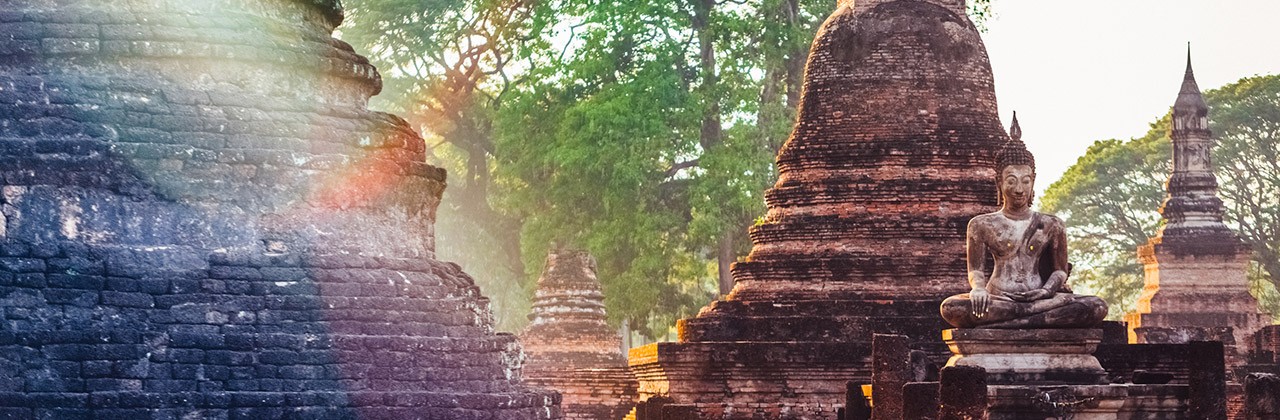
971, 211, 1064, 295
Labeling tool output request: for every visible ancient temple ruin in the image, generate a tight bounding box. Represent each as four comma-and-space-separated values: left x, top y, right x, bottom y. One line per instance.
0, 1, 558, 417
628, 0, 1007, 416
1124, 53, 1271, 363
520, 250, 637, 419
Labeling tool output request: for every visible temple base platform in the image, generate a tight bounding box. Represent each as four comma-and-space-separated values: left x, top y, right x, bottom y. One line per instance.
627, 341, 870, 419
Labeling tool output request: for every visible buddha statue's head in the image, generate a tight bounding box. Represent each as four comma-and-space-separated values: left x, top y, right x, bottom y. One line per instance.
995, 112, 1036, 209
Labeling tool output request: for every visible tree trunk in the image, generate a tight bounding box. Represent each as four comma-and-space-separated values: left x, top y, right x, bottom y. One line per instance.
778, 0, 798, 113
452, 117, 526, 278
718, 230, 736, 295
693, 0, 722, 150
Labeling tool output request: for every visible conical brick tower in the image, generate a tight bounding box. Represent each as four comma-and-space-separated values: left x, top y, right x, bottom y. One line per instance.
629, 0, 1007, 417
520, 250, 637, 419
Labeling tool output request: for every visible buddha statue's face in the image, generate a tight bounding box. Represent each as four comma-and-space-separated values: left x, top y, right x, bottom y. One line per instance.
1000, 165, 1035, 211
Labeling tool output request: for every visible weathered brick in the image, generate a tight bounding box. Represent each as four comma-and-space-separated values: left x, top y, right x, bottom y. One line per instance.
100, 291, 153, 308
0, 257, 45, 273
47, 274, 105, 290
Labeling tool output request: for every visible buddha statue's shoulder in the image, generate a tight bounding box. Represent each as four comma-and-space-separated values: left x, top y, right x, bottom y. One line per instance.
967, 211, 1006, 228
1033, 211, 1066, 230
969, 211, 1003, 224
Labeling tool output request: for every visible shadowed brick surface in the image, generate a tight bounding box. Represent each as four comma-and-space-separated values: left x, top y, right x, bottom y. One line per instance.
938, 366, 985, 420
1244, 373, 1280, 419
0, 0, 559, 417
900, 382, 939, 420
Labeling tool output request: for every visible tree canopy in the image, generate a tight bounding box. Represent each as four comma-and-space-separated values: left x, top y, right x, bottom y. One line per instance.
1042, 74, 1280, 318
338, 0, 999, 337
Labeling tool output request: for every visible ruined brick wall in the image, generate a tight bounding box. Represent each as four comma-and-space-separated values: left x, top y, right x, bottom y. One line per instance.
520, 251, 636, 419
0, 0, 559, 417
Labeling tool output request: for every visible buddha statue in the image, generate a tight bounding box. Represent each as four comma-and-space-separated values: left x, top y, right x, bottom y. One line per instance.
941, 114, 1108, 329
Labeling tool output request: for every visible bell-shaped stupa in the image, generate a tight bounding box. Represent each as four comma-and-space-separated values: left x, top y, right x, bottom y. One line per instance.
629, 0, 1008, 417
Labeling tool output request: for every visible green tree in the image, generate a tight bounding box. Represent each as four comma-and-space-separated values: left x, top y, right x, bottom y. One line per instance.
492, 0, 835, 337
340, 0, 1000, 337
1042, 74, 1280, 318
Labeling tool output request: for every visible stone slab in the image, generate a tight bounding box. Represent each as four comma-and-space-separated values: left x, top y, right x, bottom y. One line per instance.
985, 384, 1189, 420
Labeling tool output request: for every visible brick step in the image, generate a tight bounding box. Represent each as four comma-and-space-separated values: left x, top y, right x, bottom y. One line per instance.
749, 217, 968, 241
678, 314, 952, 342
731, 259, 965, 286
699, 298, 947, 318
722, 279, 966, 302
150, 293, 483, 313
0, 389, 560, 410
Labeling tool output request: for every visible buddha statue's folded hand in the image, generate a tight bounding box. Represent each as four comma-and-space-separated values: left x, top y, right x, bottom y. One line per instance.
1004, 288, 1053, 302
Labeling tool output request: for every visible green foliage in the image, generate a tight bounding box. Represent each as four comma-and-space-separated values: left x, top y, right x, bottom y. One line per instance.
340, 0, 835, 337
489, 0, 839, 337
968, 0, 995, 31
340, 0, 1003, 337
1209, 75, 1280, 289
1042, 74, 1280, 318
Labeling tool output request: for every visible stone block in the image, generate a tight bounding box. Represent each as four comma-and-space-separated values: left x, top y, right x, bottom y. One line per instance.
844, 380, 870, 420
901, 381, 939, 420
1188, 340, 1228, 419
871, 333, 911, 420
1100, 320, 1128, 344
1245, 373, 1280, 419
939, 366, 986, 420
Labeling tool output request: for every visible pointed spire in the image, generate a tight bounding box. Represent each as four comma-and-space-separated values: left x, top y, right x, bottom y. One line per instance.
1009, 110, 1022, 143
1185, 42, 1193, 77
1175, 43, 1208, 113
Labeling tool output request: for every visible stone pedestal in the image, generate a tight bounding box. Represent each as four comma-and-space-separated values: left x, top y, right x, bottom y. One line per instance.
986, 385, 1127, 420
985, 384, 1187, 420
942, 329, 1194, 419
944, 329, 1108, 385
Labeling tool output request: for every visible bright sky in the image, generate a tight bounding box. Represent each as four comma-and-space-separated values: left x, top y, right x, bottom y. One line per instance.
980, 0, 1280, 195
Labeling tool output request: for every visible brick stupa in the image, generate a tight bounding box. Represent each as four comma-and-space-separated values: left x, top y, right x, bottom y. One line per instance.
1125, 52, 1271, 362
520, 250, 637, 419
0, 0, 558, 417
628, 0, 1007, 417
